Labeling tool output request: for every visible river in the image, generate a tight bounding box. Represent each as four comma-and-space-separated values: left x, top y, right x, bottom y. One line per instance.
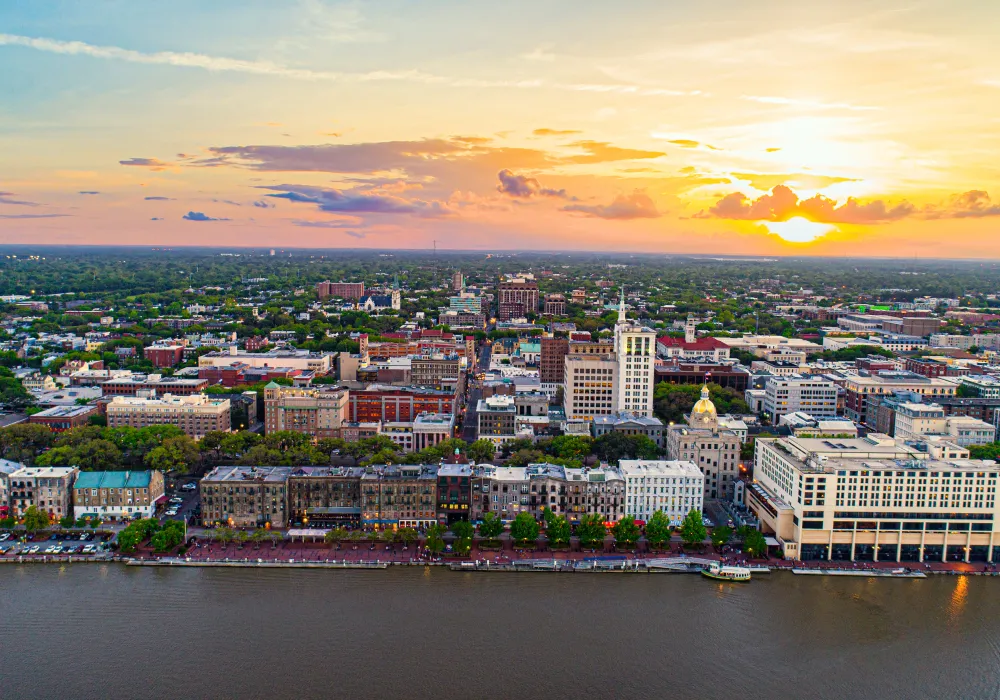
1, 565, 998, 699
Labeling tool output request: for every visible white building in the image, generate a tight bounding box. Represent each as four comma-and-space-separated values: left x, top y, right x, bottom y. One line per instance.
893, 403, 996, 446
749, 434, 1000, 562
613, 290, 656, 417
959, 375, 1000, 399
8, 466, 79, 521
563, 353, 618, 421
0, 458, 22, 515
620, 459, 704, 525
762, 375, 839, 420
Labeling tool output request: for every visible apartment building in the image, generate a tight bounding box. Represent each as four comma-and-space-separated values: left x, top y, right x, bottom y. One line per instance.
8, 466, 79, 520
410, 354, 463, 388
539, 336, 569, 387
72, 470, 165, 520
843, 372, 958, 423
619, 460, 705, 525
763, 375, 839, 421
0, 458, 21, 517
106, 393, 231, 439
348, 386, 457, 423
100, 375, 209, 397
316, 281, 365, 300
361, 465, 438, 529
563, 354, 618, 420
497, 279, 539, 321
750, 435, 1000, 562
263, 383, 348, 438
199, 466, 291, 528
476, 395, 518, 443
893, 403, 996, 446
286, 466, 364, 527
198, 347, 335, 375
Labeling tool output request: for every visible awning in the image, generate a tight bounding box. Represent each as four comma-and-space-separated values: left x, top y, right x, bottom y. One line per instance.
765, 536, 781, 546
154, 494, 168, 504
286, 528, 328, 537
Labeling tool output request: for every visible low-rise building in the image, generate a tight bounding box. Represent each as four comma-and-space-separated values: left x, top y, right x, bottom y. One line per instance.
0, 458, 21, 517
72, 470, 165, 520
592, 412, 665, 448
8, 465, 79, 521
477, 395, 518, 443
199, 466, 291, 528
28, 405, 97, 432
893, 402, 996, 446
620, 460, 704, 525
778, 412, 859, 438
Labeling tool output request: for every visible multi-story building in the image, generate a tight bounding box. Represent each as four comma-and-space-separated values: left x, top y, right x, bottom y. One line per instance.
749, 434, 1000, 562
777, 412, 859, 438
666, 387, 742, 501
654, 360, 750, 393
106, 393, 231, 439
447, 292, 483, 314
412, 413, 456, 452
614, 294, 656, 417
101, 375, 209, 397
144, 343, 185, 368
199, 466, 291, 528
8, 466, 79, 520
198, 348, 335, 375
286, 466, 364, 527
543, 294, 567, 316
348, 386, 457, 423
497, 279, 539, 321
263, 383, 348, 438
843, 372, 958, 423
316, 281, 365, 300
563, 353, 618, 420
0, 458, 21, 517
72, 470, 165, 521
476, 395, 518, 443
437, 311, 486, 329
410, 354, 463, 388
959, 375, 1000, 399
592, 412, 665, 448
620, 460, 704, 525
361, 465, 438, 529
437, 464, 472, 524
28, 405, 98, 432
451, 271, 464, 292
539, 336, 569, 388
762, 375, 839, 421
893, 403, 996, 446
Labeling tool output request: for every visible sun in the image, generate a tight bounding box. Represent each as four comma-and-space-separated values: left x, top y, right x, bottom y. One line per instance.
762, 216, 836, 243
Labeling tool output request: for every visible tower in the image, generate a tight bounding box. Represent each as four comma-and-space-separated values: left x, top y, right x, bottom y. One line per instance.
613, 288, 655, 417
685, 314, 696, 344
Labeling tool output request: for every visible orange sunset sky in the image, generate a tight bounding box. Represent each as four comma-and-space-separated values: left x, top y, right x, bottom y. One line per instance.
1, 0, 999, 257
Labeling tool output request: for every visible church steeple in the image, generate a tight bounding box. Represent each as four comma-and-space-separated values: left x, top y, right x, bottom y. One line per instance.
617, 287, 627, 324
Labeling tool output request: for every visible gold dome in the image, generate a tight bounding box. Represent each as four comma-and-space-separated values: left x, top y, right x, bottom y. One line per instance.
691, 385, 717, 415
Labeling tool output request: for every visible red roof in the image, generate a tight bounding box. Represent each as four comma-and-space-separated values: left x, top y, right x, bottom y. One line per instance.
656, 336, 728, 350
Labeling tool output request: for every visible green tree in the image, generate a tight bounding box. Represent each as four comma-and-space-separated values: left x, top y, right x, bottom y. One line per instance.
450, 519, 474, 540
711, 525, 733, 549
644, 510, 672, 549
398, 527, 418, 546
58, 515, 75, 529
543, 508, 571, 546
22, 505, 50, 533
743, 529, 768, 559
425, 523, 446, 555
116, 527, 140, 553
144, 435, 200, 472
969, 442, 1000, 460
611, 515, 640, 547
466, 439, 497, 464
478, 511, 504, 540
576, 513, 607, 549
510, 511, 540, 545
680, 509, 707, 548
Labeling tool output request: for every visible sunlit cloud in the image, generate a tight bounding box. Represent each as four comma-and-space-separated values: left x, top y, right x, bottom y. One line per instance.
762, 217, 836, 243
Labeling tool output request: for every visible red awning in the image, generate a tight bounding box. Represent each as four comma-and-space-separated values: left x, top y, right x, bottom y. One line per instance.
154, 494, 168, 504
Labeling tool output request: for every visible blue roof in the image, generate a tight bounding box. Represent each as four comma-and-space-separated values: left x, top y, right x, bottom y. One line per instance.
73, 471, 153, 490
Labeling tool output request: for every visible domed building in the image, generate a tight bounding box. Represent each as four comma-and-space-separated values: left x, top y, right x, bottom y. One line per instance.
665, 383, 742, 501
688, 384, 719, 429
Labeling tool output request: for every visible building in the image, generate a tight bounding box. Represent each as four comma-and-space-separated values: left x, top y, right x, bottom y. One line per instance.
286, 466, 364, 527
613, 292, 656, 417
413, 413, 456, 451
620, 460, 704, 525
317, 281, 365, 300
410, 354, 463, 388
451, 271, 464, 291
263, 383, 348, 438
437, 464, 472, 524
665, 386, 741, 500
0, 458, 22, 517
543, 294, 567, 316
101, 375, 209, 397
106, 393, 231, 439
778, 412, 859, 438
348, 386, 457, 423
656, 330, 732, 362
654, 361, 750, 393
749, 435, 1000, 562
437, 311, 486, 329
144, 344, 185, 368
361, 465, 438, 529
592, 412, 665, 448
843, 373, 958, 423
497, 279, 539, 321
359, 291, 401, 312
72, 470, 165, 520
539, 336, 569, 388
199, 466, 292, 528
762, 376, 839, 421
28, 405, 97, 432
959, 375, 1000, 399
448, 292, 483, 314
893, 403, 996, 446
198, 348, 335, 375
563, 353, 618, 420
8, 466, 79, 520
477, 395, 518, 443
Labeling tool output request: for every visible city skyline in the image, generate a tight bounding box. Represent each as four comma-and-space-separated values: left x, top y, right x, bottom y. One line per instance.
2, 0, 1000, 257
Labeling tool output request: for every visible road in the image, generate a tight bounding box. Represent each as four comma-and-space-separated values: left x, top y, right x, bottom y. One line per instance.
461, 342, 491, 442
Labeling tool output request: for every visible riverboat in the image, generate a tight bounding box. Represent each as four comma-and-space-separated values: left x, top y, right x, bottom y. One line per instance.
701, 562, 752, 582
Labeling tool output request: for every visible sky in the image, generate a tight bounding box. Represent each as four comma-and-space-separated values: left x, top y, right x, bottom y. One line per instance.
1, 0, 1000, 257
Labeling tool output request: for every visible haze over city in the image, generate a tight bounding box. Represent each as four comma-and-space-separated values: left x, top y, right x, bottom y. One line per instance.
2, 0, 999, 256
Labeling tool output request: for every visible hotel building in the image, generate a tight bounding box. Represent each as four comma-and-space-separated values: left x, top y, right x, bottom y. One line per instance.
620, 460, 704, 525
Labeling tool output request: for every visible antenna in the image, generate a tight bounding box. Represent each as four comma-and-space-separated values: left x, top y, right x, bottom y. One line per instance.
433, 240, 437, 256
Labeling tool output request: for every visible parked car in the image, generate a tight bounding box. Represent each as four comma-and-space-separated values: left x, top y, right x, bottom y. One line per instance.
180, 483, 197, 491
82, 544, 95, 554
28, 545, 40, 554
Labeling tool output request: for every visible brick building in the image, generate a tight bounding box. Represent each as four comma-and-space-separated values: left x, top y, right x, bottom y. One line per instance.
316, 281, 365, 300
199, 466, 291, 528
497, 279, 539, 321
144, 344, 185, 368
539, 336, 569, 386
72, 470, 165, 520
286, 467, 364, 527
348, 386, 457, 423
263, 383, 348, 438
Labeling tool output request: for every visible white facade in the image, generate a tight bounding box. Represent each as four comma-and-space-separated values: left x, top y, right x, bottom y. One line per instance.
894, 403, 996, 446
620, 460, 704, 525
613, 293, 656, 418
763, 376, 838, 420
563, 354, 618, 420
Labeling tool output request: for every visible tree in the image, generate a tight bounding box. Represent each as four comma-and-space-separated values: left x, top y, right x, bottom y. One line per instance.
742, 529, 768, 559
543, 508, 571, 546
22, 505, 50, 533
145, 435, 199, 472
398, 527, 418, 546
324, 527, 348, 544
680, 509, 707, 548
478, 512, 503, 540
453, 537, 472, 556
450, 519, 474, 540
644, 510, 671, 549
711, 525, 733, 549
969, 442, 1000, 460
510, 511, 540, 546
59, 515, 75, 529
425, 524, 446, 555
576, 513, 607, 549
592, 432, 659, 464
116, 527, 140, 553
466, 439, 497, 464
611, 516, 640, 547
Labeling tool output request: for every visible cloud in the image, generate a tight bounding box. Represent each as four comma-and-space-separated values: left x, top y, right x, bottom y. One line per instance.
182, 211, 228, 221
0, 213, 68, 219
741, 95, 880, 112
144, 196, 173, 201
260, 184, 453, 218
78, 191, 100, 195
451, 135, 493, 145
150, 217, 163, 221
563, 191, 661, 219
701, 185, 914, 224
496, 169, 567, 199
533, 128, 581, 137
521, 47, 555, 62
730, 172, 859, 191
292, 217, 364, 228
666, 139, 701, 148
120, 157, 172, 170
926, 190, 1000, 219
344, 230, 366, 239
0, 191, 38, 206
565, 140, 666, 164
253, 200, 275, 208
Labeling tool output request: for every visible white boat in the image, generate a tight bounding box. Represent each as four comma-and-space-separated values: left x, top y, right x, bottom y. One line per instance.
701, 562, 752, 582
